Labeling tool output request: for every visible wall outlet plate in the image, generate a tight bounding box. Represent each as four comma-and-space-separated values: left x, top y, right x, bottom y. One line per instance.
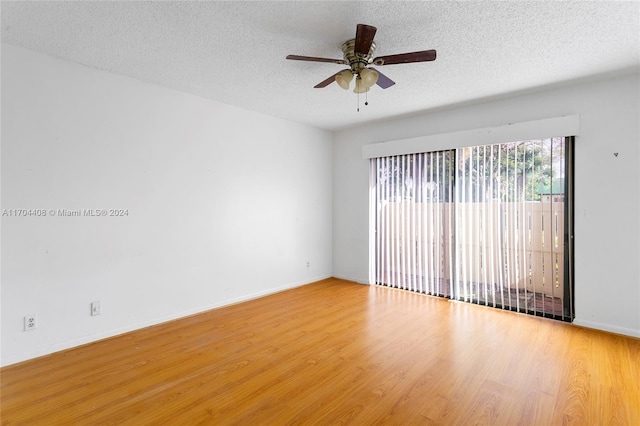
91, 301, 101, 316
24, 315, 37, 331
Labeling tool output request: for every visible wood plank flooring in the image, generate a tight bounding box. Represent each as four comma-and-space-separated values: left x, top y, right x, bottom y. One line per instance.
1, 278, 639, 425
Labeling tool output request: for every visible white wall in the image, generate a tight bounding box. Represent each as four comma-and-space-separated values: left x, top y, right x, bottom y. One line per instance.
1, 44, 333, 366
333, 73, 640, 338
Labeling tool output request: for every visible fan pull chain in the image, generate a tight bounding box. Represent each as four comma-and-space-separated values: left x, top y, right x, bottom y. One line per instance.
355, 77, 371, 112
356, 90, 371, 112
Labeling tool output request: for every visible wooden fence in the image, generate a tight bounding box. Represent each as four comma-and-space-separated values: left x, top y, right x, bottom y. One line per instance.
376, 201, 565, 303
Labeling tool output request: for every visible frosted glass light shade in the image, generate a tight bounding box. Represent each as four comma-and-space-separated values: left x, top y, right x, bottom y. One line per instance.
335, 70, 353, 90
360, 68, 379, 89
353, 77, 370, 94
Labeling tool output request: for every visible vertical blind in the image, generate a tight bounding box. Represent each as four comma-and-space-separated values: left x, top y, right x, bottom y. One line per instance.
371, 137, 573, 321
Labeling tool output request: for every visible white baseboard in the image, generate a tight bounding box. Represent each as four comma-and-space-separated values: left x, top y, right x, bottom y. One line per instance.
331, 274, 370, 285
572, 319, 640, 338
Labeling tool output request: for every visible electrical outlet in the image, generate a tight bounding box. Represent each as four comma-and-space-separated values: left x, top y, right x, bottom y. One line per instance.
24, 315, 37, 331
91, 301, 101, 316
306, 261, 310, 268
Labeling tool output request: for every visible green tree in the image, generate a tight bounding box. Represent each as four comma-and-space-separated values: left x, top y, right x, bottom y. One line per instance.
458, 139, 561, 202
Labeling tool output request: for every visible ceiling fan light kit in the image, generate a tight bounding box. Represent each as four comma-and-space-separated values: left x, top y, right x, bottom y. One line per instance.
335, 70, 353, 90
359, 68, 379, 91
286, 23, 436, 109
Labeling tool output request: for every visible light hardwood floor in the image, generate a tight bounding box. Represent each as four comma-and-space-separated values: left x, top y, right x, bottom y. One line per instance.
1, 278, 639, 425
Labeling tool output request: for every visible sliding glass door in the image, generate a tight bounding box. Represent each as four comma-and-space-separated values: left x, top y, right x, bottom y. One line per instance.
373, 151, 454, 297
371, 137, 574, 321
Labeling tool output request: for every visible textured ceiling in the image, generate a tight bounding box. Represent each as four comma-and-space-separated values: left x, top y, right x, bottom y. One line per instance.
2, 1, 639, 130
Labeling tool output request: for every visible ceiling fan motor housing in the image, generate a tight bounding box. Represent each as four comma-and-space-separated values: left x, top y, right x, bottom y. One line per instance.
341, 39, 376, 74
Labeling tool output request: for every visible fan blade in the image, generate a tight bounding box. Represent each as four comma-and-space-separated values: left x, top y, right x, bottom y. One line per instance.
373, 49, 436, 66
314, 71, 345, 88
354, 24, 377, 55
369, 67, 395, 89
286, 55, 344, 64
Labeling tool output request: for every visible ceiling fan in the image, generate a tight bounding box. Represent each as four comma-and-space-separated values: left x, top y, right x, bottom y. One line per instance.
286, 24, 436, 94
